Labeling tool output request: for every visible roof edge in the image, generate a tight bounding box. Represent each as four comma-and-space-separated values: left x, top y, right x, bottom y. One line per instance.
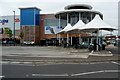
65, 4, 93, 10
19, 7, 41, 11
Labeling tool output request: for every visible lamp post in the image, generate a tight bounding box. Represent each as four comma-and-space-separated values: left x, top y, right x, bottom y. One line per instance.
13, 11, 15, 45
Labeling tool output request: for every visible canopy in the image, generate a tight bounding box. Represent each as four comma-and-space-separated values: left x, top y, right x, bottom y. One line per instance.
59, 23, 72, 34
79, 15, 117, 51
80, 15, 117, 31
68, 20, 85, 33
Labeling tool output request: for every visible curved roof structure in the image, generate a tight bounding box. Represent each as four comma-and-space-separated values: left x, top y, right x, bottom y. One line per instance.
68, 20, 85, 32
59, 23, 72, 33
81, 15, 117, 31
55, 9, 103, 19
64, 4, 92, 10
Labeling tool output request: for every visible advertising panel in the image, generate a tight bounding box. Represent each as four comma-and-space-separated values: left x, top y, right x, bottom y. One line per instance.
45, 26, 63, 34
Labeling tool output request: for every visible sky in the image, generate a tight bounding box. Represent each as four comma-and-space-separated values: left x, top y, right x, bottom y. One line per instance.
0, 0, 119, 35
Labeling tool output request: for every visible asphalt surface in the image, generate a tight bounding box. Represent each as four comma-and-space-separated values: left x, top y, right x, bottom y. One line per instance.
2, 62, 119, 78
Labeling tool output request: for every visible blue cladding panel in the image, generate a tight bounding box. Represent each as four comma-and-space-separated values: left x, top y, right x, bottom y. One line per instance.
20, 9, 35, 25
35, 9, 40, 26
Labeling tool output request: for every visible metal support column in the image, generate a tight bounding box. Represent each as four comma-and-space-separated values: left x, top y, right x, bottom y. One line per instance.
67, 13, 69, 47
13, 11, 15, 45
58, 15, 61, 45
79, 12, 81, 45
96, 29, 99, 51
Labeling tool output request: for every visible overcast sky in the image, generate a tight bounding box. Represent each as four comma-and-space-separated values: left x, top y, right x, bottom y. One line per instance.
0, 0, 119, 35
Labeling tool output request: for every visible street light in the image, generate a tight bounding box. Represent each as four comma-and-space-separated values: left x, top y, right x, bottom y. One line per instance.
13, 11, 15, 44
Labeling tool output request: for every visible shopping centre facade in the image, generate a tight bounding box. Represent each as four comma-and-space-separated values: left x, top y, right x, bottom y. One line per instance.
0, 10, 63, 44
0, 4, 118, 45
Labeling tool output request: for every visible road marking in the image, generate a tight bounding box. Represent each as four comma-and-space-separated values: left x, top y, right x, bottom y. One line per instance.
1, 61, 112, 66
71, 70, 120, 76
104, 70, 120, 72
32, 73, 68, 77
1, 61, 63, 66
0, 76, 5, 78
71, 71, 104, 76
111, 62, 120, 65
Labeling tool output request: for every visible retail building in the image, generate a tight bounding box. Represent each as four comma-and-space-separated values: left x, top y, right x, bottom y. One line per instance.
0, 4, 118, 45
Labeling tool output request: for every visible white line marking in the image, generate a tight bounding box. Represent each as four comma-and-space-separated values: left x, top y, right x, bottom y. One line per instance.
32, 73, 68, 76
71, 70, 120, 76
1, 62, 9, 64
104, 70, 120, 72
1, 61, 112, 66
71, 71, 104, 76
111, 62, 120, 65
0, 76, 5, 78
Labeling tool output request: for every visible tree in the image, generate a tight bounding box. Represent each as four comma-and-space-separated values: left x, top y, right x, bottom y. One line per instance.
19, 31, 24, 39
4, 27, 12, 38
19, 31, 24, 44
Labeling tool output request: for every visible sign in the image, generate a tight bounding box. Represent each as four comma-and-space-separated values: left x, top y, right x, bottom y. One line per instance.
0, 19, 8, 23
0, 18, 20, 23
15, 18, 20, 22
45, 26, 63, 34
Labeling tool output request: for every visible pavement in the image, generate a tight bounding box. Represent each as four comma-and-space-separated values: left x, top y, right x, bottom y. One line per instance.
2, 46, 91, 58
1, 45, 119, 63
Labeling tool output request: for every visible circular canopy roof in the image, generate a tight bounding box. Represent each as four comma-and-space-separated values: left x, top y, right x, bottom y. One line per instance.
64, 4, 92, 10
55, 9, 103, 19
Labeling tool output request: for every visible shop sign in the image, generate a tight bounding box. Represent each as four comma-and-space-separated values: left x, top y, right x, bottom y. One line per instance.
0, 19, 8, 23
15, 18, 20, 22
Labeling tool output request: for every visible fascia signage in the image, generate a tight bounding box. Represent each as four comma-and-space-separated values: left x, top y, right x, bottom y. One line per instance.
0, 19, 8, 23
0, 18, 20, 23
15, 18, 20, 22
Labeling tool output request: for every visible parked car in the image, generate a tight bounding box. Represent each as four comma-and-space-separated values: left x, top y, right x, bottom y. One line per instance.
46, 40, 54, 46
81, 42, 89, 48
7, 41, 16, 44
23, 41, 35, 45
2, 41, 7, 44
